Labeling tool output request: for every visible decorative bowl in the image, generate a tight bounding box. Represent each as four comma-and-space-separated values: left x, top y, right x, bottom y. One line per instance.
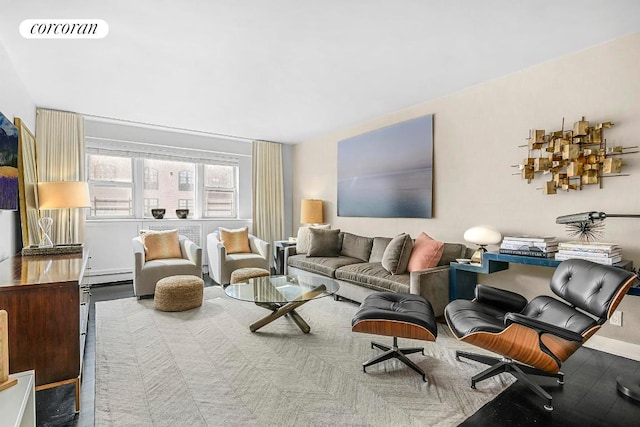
151, 208, 166, 219
175, 209, 189, 219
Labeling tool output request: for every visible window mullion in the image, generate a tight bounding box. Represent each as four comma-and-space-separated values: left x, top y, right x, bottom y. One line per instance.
194, 164, 201, 219
133, 158, 144, 218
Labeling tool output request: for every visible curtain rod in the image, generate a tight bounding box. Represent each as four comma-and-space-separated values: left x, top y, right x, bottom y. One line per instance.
85, 136, 251, 158
82, 113, 257, 143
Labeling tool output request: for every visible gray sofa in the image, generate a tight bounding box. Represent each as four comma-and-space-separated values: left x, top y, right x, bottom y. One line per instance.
285, 232, 470, 316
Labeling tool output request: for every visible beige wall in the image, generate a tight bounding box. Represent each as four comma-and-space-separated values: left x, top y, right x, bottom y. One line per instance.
0, 42, 36, 261
293, 32, 640, 350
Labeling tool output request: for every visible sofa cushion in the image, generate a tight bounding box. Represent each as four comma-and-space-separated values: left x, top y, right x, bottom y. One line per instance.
381, 233, 414, 275
335, 262, 410, 293
219, 227, 251, 254
308, 228, 341, 257
407, 232, 445, 272
296, 224, 331, 254
288, 254, 362, 278
438, 243, 468, 266
340, 232, 374, 262
141, 229, 182, 261
369, 237, 392, 263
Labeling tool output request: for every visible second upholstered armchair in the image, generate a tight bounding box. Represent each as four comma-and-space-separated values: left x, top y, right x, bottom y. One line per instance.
207, 228, 271, 285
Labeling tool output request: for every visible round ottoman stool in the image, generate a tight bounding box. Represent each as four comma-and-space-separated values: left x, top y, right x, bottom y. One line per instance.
351, 292, 437, 382
154, 275, 204, 312
230, 267, 270, 284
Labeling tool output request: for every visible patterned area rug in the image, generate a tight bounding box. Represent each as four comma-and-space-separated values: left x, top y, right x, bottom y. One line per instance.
95, 286, 513, 426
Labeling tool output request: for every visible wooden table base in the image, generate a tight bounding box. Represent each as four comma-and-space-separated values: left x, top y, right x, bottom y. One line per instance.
249, 285, 326, 333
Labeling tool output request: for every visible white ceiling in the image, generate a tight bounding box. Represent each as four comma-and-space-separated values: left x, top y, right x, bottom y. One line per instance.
1, 1, 639, 143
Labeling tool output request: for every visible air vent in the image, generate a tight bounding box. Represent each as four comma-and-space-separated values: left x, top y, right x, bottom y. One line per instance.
144, 224, 202, 246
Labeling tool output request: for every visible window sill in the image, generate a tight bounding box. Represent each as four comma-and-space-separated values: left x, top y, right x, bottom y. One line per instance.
86, 217, 251, 223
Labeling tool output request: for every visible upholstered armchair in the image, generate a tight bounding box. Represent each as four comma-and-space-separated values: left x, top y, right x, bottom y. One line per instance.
132, 234, 203, 298
445, 259, 636, 411
207, 232, 271, 285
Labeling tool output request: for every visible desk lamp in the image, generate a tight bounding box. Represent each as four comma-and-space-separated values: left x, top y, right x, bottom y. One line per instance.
37, 181, 91, 246
464, 226, 502, 264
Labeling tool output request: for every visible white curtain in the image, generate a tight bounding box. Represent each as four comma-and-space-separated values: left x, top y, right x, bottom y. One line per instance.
252, 140, 285, 246
36, 109, 85, 244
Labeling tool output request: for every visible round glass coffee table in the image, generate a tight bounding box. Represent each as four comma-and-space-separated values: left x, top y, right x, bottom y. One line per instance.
224, 274, 339, 333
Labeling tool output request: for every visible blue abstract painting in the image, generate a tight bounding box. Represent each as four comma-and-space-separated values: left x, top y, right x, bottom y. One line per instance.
0, 111, 19, 210
338, 115, 433, 218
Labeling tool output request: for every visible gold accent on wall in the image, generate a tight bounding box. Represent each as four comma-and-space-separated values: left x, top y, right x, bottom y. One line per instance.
516, 116, 638, 195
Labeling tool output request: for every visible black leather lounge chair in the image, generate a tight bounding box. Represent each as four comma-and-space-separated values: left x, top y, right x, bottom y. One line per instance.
444, 259, 636, 411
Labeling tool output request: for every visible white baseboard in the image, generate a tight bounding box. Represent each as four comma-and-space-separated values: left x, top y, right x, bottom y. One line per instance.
86, 272, 132, 285
584, 335, 640, 362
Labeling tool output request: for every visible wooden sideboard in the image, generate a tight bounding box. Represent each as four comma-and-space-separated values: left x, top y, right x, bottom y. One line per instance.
0, 250, 90, 413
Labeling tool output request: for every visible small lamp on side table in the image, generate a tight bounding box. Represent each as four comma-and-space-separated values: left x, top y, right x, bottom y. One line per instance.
300, 199, 324, 225
464, 226, 502, 265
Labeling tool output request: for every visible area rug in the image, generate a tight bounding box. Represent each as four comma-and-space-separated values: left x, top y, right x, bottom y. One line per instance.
95, 286, 513, 426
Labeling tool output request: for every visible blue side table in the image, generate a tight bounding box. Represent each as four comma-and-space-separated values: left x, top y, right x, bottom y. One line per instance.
449, 251, 636, 301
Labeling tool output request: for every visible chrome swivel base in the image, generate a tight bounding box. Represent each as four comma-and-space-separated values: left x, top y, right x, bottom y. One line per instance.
456, 350, 564, 411
362, 336, 427, 382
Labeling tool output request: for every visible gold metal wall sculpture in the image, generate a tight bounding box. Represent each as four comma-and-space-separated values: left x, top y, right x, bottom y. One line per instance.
516, 116, 637, 195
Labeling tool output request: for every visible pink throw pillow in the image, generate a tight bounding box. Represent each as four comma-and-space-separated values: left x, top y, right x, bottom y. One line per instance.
407, 232, 444, 272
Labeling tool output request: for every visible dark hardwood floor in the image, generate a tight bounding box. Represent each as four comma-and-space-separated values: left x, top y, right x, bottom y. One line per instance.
36, 280, 640, 426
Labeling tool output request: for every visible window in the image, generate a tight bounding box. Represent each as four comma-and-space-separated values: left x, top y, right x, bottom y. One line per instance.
143, 198, 159, 217
178, 170, 194, 191
204, 164, 236, 217
143, 159, 195, 218
143, 167, 158, 190
178, 199, 194, 210
88, 154, 133, 217
87, 150, 237, 219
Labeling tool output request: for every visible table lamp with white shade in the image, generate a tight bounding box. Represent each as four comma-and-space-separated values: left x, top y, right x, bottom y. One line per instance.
37, 181, 91, 247
464, 226, 502, 264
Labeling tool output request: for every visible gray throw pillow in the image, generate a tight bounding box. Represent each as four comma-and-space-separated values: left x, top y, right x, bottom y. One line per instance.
381, 233, 414, 275
340, 232, 374, 261
296, 224, 331, 254
370, 237, 393, 263
307, 228, 341, 257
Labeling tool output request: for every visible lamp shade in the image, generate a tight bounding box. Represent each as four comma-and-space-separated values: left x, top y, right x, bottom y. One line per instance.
37, 181, 91, 209
300, 199, 323, 224
463, 226, 502, 246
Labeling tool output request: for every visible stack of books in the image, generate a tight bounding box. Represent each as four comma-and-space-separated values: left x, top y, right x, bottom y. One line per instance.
499, 235, 558, 258
555, 242, 622, 265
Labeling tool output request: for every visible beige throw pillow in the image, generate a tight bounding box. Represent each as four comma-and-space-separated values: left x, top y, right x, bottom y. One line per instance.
219, 227, 251, 254
141, 229, 182, 261
296, 224, 331, 254
381, 233, 414, 275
